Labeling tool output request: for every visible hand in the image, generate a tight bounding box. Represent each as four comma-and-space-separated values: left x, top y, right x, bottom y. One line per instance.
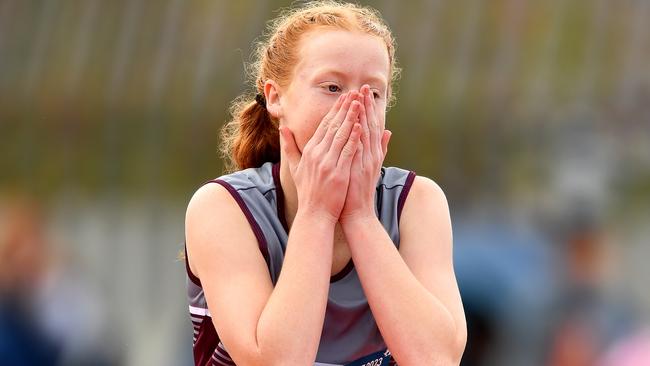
279, 92, 363, 225
339, 85, 391, 225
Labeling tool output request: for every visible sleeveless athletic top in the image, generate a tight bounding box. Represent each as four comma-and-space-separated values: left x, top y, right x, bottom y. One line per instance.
185, 161, 416, 366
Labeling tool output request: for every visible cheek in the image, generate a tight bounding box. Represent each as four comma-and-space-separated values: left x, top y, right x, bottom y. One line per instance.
297, 116, 323, 149
293, 104, 331, 150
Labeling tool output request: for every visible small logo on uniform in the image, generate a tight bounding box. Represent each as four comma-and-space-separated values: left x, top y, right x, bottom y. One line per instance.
383, 349, 391, 357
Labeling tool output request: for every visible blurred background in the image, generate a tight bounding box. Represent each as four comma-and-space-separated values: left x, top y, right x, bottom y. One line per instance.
1, 0, 649, 365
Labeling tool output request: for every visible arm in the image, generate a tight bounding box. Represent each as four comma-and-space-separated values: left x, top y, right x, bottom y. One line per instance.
185, 183, 335, 366
341, 176, 467, 365
339, 85, 465, 365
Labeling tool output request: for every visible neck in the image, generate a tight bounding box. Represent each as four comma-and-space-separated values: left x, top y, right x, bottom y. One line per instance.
279, 156, 299, 229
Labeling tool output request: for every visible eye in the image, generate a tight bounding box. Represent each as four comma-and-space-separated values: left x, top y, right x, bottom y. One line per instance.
327, 84, 341, 93
372, 90, 382, 99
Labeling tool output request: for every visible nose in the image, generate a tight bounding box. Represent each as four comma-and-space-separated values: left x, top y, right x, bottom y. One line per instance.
349, 85, 371, 101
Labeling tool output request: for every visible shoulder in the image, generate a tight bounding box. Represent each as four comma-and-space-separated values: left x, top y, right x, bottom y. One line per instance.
185, 179, 257, 255
409, 175, 448, 204
186, 180, 235, 219
185, 182, 246, 249
185, 180, 264, 278
399, 174, 451, 232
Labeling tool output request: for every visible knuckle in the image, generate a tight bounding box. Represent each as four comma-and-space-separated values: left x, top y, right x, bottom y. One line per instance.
331, 174, 346, 186
342, 144, 354, 156
319, 161, 333, 174
334, 133, 347, 143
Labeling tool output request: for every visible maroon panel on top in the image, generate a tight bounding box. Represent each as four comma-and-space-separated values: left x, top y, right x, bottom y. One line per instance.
397, 171, 416, 223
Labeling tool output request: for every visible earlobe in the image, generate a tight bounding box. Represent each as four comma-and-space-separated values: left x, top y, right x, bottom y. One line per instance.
264, 80, 283, 119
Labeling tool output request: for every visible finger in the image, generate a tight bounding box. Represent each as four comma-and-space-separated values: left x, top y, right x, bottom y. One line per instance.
279, 126, 301, 170
320, 92, 357, 148
371, 92, 385, 158
362, 86, 380, 157
358, 98, 372, 165
381, 129, 391, 158
362, 85, 377, 129
349, 137, 364, 173
337, 123, 361, 169
310, 92, 347, 147
329, 100, 361, 158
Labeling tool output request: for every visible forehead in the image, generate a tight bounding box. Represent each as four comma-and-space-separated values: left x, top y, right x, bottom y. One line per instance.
293, 28, 390, 84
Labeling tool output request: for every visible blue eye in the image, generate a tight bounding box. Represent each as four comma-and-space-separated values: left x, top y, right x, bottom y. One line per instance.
327, 84, 341, 93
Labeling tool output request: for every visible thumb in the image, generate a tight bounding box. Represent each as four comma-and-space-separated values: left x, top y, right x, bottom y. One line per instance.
279, 126, 301, 169
381, 129, 391, 158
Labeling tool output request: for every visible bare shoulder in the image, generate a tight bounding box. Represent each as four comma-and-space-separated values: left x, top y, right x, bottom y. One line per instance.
399, 174, 453, 253
184, 181, 261, 278
185, 181, 236, 226
402, 175, 450, 222
185, 181, 244, 247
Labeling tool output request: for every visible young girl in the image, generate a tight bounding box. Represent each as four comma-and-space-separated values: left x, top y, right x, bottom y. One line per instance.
184, 2, 466, 365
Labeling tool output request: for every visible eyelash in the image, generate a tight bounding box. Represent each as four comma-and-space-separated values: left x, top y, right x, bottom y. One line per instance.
325, 84, 381, 99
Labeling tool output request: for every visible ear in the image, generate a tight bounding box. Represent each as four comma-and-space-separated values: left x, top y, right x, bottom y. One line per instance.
264, 80, 283, 120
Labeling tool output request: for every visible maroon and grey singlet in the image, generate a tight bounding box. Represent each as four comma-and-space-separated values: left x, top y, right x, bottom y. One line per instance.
185, 161, 416, 366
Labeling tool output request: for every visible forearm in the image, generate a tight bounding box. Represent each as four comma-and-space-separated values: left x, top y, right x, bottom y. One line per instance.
256, 212, 334, 365
342, 216, 461, 365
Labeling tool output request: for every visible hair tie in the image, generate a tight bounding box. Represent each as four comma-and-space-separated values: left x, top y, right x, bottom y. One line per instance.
255, 93, 266, 108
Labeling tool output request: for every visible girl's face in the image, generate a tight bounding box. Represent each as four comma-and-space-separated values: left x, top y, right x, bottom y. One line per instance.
269, 29, 390, 151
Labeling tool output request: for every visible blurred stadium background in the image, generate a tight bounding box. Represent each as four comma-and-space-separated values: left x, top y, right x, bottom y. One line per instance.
1, 0, 649, 365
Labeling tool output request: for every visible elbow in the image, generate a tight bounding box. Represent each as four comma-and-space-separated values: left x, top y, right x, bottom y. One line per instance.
445, 338, 467, 366
261, 354, 315, 366
255, 346, 316, 366
439, 308, 468, 365
435, 318, 467, 365
396, 327, 467, 366
445, 321, 468, 366
452, 315, 468, 364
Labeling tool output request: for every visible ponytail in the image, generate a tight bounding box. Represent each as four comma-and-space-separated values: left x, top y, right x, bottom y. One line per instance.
219, 94, 279, 172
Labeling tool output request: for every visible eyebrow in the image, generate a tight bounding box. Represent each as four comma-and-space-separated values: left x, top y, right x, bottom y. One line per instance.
312, 68, 387, 88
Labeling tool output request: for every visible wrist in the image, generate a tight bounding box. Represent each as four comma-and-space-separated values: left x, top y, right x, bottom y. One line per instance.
295, 206, 339, 228
339, 210, 378, 229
